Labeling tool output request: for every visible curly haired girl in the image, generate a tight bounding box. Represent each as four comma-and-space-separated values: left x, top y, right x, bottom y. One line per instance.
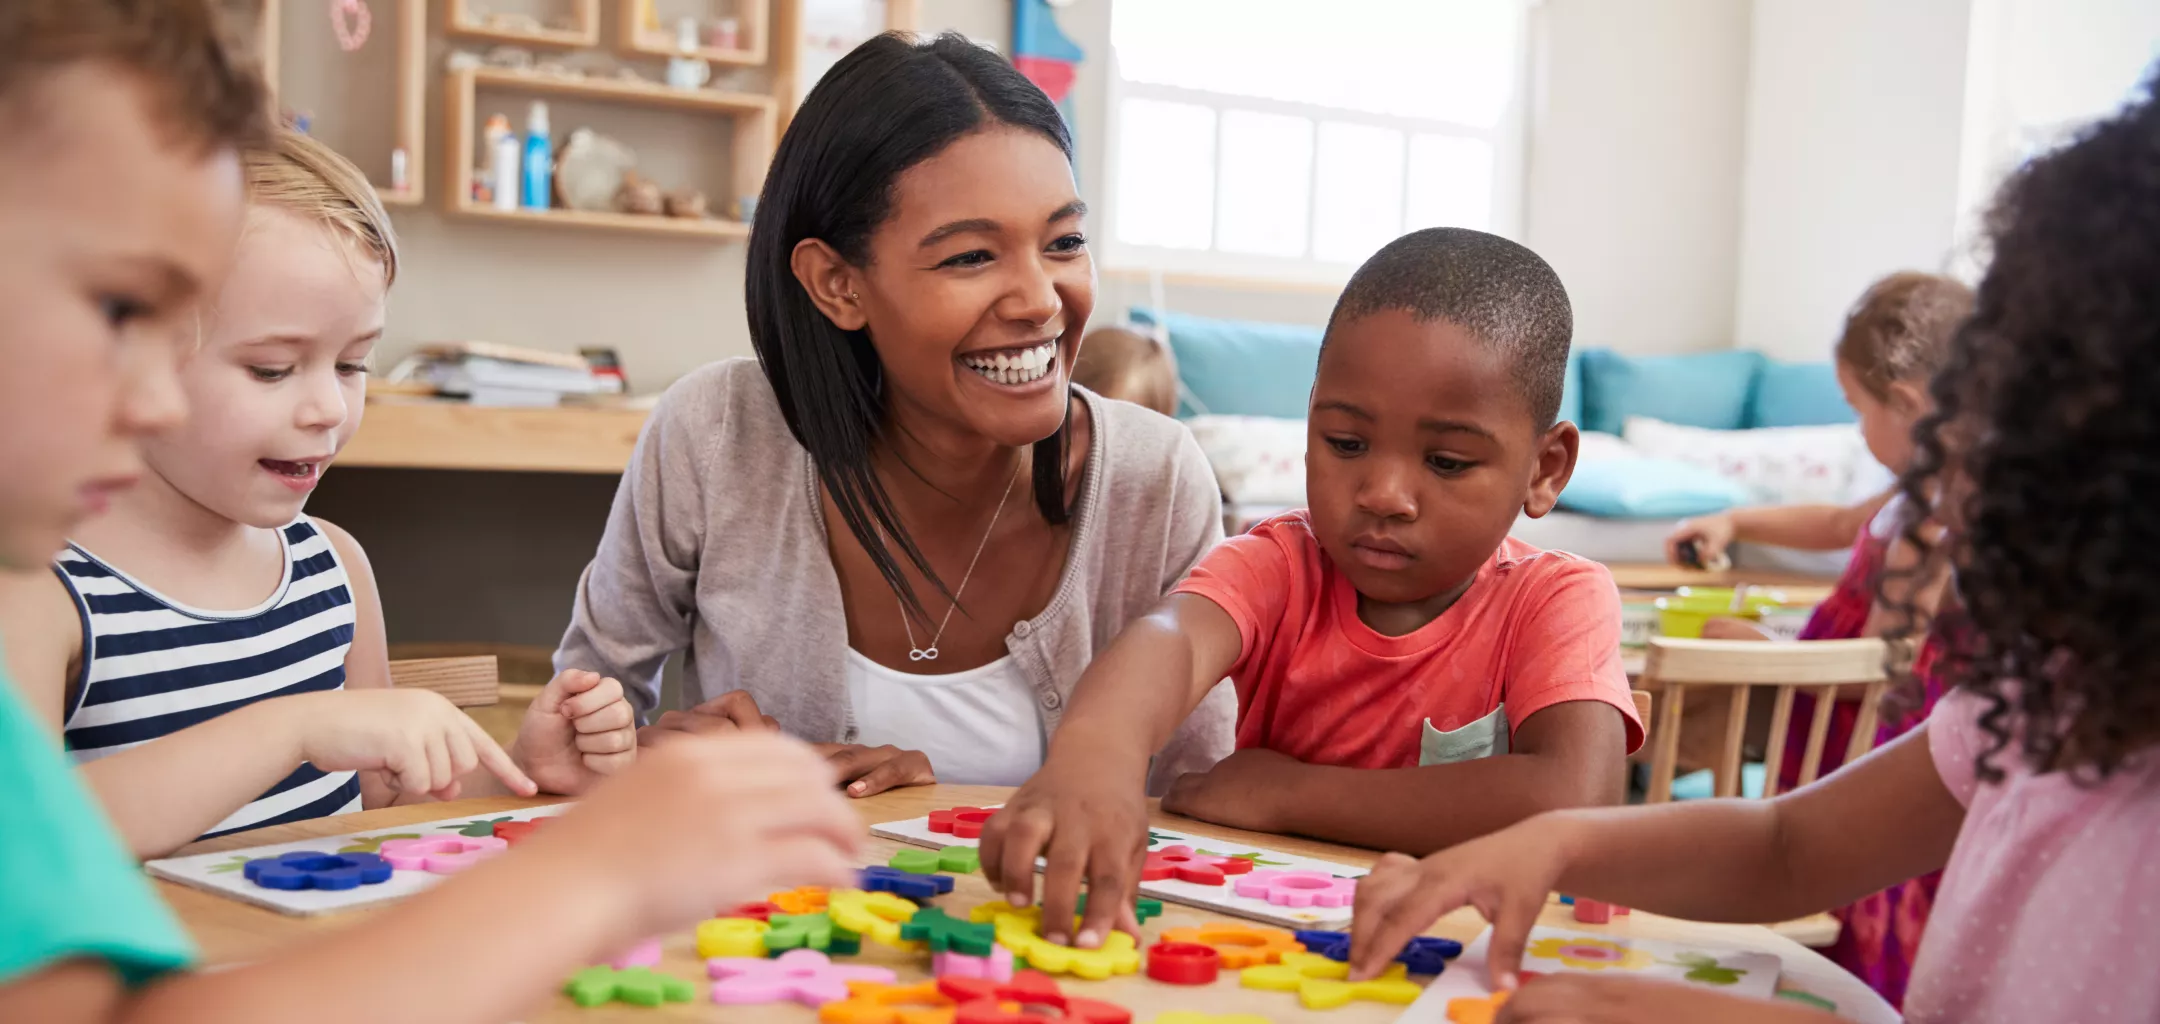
1344, 68, 2160, 1024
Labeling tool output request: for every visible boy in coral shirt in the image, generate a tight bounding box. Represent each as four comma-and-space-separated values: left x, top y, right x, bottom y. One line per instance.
983, 228, 1643, 948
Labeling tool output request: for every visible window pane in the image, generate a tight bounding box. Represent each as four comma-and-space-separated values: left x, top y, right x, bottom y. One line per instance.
1312, 122, 1404, 264
1113, 0, 1519, 127
1114, 99, 1216, 250
1405, 135, 1495, 231
1215, 111, 1314, 258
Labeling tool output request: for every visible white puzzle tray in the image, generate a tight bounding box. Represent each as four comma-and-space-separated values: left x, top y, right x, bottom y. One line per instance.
146, 803, 574, 916
872, 805, 1368, 929
1403, 924, 1784, 1020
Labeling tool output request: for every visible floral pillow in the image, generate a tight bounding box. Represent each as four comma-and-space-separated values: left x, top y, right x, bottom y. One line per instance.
1620, 416, 1879, 506
1184, 415, 1308, 507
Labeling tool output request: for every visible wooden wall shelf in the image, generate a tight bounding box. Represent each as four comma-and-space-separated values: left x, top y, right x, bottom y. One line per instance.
445, 0, 601, 48
442, 66, 776, 241
252, 0, 428, 204
619, 0, 770, 67
342, 399, 649, 473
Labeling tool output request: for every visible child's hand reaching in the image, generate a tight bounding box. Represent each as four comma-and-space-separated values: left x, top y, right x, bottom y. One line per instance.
512, 669, 636, 794
532, 732, 864, 936
1348, 818, 1579, 988
978, 754, 1148, 949
294, 689, 538, 800
1664, 513, 1736, 570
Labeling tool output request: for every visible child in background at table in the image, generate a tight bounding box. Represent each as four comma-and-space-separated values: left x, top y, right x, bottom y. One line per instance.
0, 126, 637, 858
1348, 75, 2160, 1024
0, 5, 858, 1021
1071, 324, 1178, 417
984, 228, 1643, 948
1663, 271, 1973, 640
1669, 271, 1971, 1008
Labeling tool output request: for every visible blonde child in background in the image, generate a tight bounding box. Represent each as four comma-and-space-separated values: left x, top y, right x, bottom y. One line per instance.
1665, 271, 1971, 1006
1072, 324, 1179, 417
1348, 76, 2160, 1024
0, 127, 637, 858
0, 4, 857, 1021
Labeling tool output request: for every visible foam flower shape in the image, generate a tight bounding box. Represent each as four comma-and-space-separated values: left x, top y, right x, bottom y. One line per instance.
564, 966, 695, 1007
243, 851, 392, 891
939, 970, 1132, 1024
771, 886, 832, 915
1443, 991, 1511, 1024
862, 865, 955, 900
819, 980, 958, 1024
708, 949, 898, 1006
1525, 937, 1654, 971
1142, 845, 1256, 886
828, 889, 922, 948
927, 807, 996, 839
377, 836, 507, 874
1233, 871, 1357, 908
768, 912, 864, 955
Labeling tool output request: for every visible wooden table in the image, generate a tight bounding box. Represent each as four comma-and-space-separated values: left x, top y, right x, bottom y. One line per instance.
162, 785, 1896, 1023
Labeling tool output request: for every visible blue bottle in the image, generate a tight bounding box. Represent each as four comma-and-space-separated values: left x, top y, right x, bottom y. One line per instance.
521, 100, 553, 211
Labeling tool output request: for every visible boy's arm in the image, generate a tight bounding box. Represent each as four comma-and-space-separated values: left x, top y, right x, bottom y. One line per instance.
979, 592, 1245, 947
1163, 699, 1627, 853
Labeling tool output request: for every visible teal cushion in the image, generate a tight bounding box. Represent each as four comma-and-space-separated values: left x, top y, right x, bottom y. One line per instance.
1557, 350, 1582, 427
1671, 763, 1766, 800
1747, 360, 1854, 427
1129, 308, 1321, 419
1577, 348, 1764, 434
1559, 456, 1750, 519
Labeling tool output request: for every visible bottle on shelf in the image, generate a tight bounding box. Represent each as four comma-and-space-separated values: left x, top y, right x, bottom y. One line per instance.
485, 113, 518, 211
521, 101, 553, 211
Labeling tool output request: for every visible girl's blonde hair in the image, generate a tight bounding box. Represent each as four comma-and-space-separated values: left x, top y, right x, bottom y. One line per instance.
244, 126, 398, 287
1833, 271, 1973, 401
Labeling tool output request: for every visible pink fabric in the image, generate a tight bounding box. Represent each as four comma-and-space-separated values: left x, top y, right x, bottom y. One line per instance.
1903, 688, 2160, 1023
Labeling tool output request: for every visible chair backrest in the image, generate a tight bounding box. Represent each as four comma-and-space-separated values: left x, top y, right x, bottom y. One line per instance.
387, 655, 500, 708
1640, 637, 1888, 803
1630, 689, 1652, 728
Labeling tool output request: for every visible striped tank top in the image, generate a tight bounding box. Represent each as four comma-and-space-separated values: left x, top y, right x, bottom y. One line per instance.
55, 518, 363, 839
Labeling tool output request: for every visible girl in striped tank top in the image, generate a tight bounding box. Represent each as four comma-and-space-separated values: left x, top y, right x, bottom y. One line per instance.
0, 130, 637, 858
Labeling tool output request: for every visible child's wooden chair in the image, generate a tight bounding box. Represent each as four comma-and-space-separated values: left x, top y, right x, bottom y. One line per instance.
386, 655, 500, 708
1640, 637, 1888, 804
1635, 637, 1889, 949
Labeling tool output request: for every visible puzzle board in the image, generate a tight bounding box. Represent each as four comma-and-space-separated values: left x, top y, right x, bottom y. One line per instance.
871, 807, 1366, 929
1402, 925, 1784, 1018
145, 803, 574, 916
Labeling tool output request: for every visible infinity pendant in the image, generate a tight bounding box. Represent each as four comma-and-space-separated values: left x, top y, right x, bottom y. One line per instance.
909, 647, 939, 662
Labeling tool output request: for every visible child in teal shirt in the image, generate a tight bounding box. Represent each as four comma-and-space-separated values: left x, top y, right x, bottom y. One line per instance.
0, 656, 194, 988
0, 4, 861, 1019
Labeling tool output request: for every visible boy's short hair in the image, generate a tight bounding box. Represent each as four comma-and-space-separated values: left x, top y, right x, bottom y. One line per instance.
1073, 326, 1178, 417
0, 0, 268, 155
1326, 228, 1573, 430
1834, 271, 1974, 401
247, 127, 401, 288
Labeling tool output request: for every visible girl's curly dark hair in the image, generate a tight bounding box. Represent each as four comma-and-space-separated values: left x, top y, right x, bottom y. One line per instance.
1885, 69, 2160, 783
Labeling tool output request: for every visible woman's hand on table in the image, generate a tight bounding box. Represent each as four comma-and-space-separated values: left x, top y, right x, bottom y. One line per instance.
978, 752, 1148, 950
540, 731, 861, 938
1349, 816, 1581, 987
637, 689, 779, 748
1494, 976, 1842, 1023
510, 669, 637, 794
812, 743, 936, 797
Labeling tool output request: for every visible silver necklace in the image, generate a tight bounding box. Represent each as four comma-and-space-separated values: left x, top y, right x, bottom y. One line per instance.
895, 458, 1024, 662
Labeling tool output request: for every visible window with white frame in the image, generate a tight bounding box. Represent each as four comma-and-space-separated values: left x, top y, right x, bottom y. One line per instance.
1105, 0, 1529, 284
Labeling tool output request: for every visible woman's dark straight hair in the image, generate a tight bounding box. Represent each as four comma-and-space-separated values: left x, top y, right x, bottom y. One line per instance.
745, 32, 1077, 626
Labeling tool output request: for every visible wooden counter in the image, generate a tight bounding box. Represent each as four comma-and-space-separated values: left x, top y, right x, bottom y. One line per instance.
341, 399, 649, 473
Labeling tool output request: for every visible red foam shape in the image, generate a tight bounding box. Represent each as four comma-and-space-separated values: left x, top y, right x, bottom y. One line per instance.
727, 901, 782, 922
1572, 899, 1612, 924
493, 819, 547, 845
940, 971, 1129, 1024
929, 806, 997, 839
1144, 942, 1220, 985
1139, 845, 1254, 886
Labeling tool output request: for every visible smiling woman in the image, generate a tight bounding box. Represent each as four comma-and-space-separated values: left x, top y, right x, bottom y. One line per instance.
554, 33, 1236, 797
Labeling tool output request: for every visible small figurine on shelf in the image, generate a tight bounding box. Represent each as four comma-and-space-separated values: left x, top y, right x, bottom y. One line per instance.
666, 17, 712, 89
707, 17, 742, 51
617, 171, 664, 216
663, 188, 708, 220
555, 128, 635, 213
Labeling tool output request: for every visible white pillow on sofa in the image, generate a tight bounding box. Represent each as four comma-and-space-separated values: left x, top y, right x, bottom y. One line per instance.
1620, 416, 1879, 506
1185, 415, 1307, 507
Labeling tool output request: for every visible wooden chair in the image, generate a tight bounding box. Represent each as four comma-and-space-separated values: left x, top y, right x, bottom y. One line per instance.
387, 655, 500, 708
1641, 637, 1888, 804
1636, 637, 1889, 950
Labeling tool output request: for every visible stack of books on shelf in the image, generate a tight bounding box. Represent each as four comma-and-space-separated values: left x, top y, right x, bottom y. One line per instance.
383, 341, 621, 407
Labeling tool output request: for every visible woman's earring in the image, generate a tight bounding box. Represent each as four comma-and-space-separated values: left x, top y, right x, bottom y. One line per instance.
848, 291, 859, 302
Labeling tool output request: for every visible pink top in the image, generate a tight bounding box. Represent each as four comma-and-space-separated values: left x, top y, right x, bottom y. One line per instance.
1903, 688, 2160, 1023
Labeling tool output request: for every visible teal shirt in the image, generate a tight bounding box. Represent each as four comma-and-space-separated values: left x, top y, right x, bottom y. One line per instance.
0, 654, 196, 988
